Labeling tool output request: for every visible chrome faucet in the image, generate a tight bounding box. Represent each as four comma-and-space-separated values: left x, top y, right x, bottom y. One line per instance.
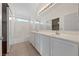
55, 30, 59, 35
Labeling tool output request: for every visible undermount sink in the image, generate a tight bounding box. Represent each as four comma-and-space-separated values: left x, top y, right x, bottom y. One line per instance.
55, 31, 60, 35
50, 31, 60, 35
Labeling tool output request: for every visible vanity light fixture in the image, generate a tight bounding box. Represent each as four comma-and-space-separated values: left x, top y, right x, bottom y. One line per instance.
38, 3, 56, 14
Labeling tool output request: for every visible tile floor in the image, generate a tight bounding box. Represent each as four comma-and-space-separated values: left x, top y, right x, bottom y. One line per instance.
6, 41, 40, 56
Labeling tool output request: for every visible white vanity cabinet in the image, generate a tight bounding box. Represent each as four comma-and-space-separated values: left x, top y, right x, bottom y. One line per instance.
34, 33, 40, 52
31, 31, 79, 56
30, 32, 35, 47
39, 34, 50, 56
51, 37, 79, 56
31, 33, 51, 56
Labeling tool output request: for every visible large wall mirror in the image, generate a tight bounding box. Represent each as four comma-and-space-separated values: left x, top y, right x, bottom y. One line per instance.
52, 18, 59, 30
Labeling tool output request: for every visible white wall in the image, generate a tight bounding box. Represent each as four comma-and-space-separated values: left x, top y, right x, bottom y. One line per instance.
34, 3, 79, 31
14, 19, 30, 44
9, 17, 15, 45
9, 18, 32, 45
9, 4, 16, 47
63, 13, 79, 31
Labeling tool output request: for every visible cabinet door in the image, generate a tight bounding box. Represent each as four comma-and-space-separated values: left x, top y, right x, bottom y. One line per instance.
30, 33, 35, 47
51, 38, 78, 56
39, 34, 50, 56
35, 33, 40, 52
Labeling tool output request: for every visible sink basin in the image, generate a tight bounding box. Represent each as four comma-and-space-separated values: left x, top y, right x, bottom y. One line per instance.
49, 31, 60, 35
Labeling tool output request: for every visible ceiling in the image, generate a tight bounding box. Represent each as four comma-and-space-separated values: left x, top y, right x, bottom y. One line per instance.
8, 3, 47, 19
8, 3, 79, 20
37, 3, 79, 21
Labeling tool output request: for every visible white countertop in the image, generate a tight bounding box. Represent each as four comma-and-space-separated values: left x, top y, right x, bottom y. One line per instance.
32, 30, 79, 44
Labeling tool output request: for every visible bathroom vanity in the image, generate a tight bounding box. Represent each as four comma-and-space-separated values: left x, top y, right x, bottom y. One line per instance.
30, 30, 79, 56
